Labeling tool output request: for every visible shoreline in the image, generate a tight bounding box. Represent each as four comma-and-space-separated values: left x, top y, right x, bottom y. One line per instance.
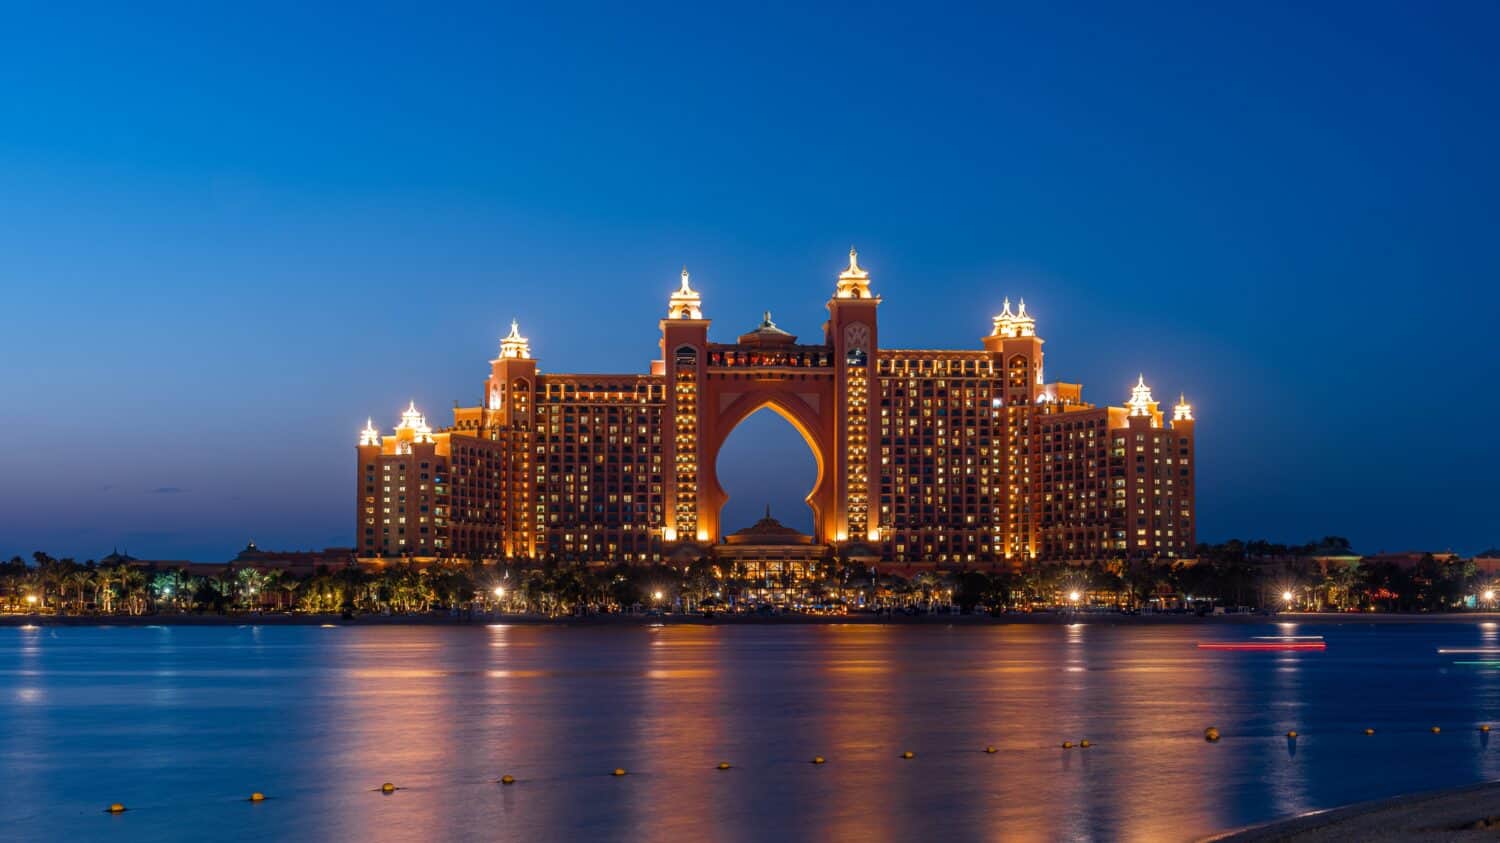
6, 611, 1500, 628
1205, 780, 1500, 842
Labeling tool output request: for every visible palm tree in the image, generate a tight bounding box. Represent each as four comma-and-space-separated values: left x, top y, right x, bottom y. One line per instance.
95, 566, 119, 613
117, 566, 147, 615
279, 577, 300, 611
67, 568, 95, 613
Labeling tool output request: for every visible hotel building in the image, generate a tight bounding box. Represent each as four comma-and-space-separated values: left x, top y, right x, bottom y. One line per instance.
355, 250, 1196, 569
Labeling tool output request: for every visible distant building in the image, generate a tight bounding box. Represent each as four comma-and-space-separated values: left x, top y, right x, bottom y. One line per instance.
228, 541, 354, 577
715, 508, 825, 580
106, 542, 352, 579
355, 251, 1197, 568
1361, 551, 1462, 569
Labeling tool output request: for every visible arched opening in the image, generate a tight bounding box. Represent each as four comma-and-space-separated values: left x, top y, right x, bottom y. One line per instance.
714, 406, 819, 536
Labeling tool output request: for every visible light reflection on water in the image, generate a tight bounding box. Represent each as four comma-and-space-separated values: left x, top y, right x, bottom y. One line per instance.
2, 622, 1500, 842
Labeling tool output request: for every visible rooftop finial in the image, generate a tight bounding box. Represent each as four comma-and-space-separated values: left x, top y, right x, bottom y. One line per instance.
499, 319, 531, 359
835, 245, 872, 298
668, 265, 703, 319
991, 296, 1036, 337
1173, 393, 1194, 422
1127, 375, 1156, 419
360, 416, 381, 446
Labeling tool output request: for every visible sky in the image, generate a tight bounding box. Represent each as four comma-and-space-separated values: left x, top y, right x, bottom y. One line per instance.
1, 1, 1496, 562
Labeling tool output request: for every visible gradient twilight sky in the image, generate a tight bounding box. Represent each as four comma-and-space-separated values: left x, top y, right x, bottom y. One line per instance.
2, 2, 1497, 562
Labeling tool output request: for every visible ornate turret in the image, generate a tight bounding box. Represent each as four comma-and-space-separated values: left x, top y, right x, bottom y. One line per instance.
395, 400, 434, 444
498, 319, 531, 360
1126, 375, 1156, 418
359, 417, 381, 446
834, 247, 874, 299
991, 297, 1037, 338
1173, 393, 1194, 422
667, 266, 703, 319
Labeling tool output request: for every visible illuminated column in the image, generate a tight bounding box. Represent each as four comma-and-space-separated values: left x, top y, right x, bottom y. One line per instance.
1119, 376, 1166, 558
486, 320, 538, 558
355, 420, 382, 558
984, 298, 1045, 565
661, 268, 710, 544
827, 248, 881, 544
1170, 395, 1196, 555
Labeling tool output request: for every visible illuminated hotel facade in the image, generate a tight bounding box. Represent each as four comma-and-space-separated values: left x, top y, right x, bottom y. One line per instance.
356, 250, 1196, 569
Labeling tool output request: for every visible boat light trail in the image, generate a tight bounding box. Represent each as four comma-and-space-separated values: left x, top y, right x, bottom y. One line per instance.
1197, 642, 1327, 651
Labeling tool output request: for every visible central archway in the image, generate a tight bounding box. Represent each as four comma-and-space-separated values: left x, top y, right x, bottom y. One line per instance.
714, 406, 821, 535
697, 386, 838, 544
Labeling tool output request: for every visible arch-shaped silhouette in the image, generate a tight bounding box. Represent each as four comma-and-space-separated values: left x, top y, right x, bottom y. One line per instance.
698, 385, 838, 544
713, 404, 823, 535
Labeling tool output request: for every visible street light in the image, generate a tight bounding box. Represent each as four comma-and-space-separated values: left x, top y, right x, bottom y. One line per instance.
25, 594, 38, 607
1282, 590, 1294, 610
1068, 590, 1081, 604
1485, 589, 1495, 604
652, 590, 664, 602
493, 586, 505, 599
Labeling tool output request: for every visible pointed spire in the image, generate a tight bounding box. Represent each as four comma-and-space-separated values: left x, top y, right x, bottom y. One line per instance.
499, 318, 531, 359
1127, 375, 1156, 418
1173, 393, 1194, 422
360, 417, 381, 446
991, 296, 1036, 337
396, 401, 434, 443
835, 245, 873, 298
668, 265, 703, 319
1012, 298, 1036, 335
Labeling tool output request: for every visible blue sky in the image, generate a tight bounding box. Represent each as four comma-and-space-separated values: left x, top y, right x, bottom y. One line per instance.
1, 1, 1496, 561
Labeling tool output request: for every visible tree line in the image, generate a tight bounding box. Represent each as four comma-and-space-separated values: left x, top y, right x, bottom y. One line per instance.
1, 539, 1492, 616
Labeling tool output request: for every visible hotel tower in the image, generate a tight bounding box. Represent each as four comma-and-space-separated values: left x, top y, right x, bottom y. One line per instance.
356, 251, 1196, 569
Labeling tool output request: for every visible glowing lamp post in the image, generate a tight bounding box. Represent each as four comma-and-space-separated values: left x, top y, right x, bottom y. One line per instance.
1068, 590, 1081, 611
1281, 590, 1295, 612
1485, 589, 1496, 608
25, 594, 38, 612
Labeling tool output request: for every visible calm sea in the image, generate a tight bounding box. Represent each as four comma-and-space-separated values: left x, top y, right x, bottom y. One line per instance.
3, 620, 1498, 842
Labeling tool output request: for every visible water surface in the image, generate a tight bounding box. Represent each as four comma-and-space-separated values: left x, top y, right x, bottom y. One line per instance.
4, 621, 1499, 841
